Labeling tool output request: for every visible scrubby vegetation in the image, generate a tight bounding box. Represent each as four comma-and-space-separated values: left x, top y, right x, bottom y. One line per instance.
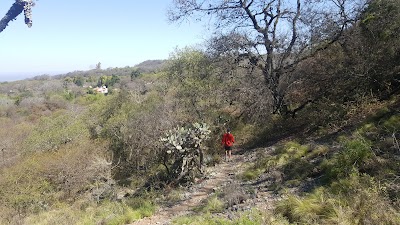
1, 0, 400, 224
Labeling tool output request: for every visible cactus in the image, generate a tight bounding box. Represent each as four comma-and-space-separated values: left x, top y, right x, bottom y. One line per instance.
160, 123, 211, 183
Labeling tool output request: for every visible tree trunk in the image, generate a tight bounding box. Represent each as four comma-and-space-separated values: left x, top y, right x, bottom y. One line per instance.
264, 51, 287, 114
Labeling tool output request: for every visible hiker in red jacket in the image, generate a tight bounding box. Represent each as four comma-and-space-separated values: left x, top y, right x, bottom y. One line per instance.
222, 128, 235, 161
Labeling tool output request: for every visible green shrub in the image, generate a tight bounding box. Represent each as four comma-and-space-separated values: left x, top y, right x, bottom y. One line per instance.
357, 123, 378, 135
308, 145, 329, 158
322, 135, 373, 180
23, 205, 83, 225
0, 156, 56, 223
22, 111, 90, 152
233, 123, 257, 145
330, 173, 400, 224
278, 141, 310, 159
0, 138, 113, 223
267, 141, 310, 169
240, 153, 280, 182
240, 168, 263, 181
77, 92, 105, 105
283, 158, 314, 183
63, 91, 75, 101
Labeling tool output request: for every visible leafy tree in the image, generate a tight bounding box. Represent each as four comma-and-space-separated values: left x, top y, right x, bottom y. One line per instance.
131, 69, 141, 81
96, 62, 102, 70
291, 0, 400, 115
108, 74, 120, 87
168, 0, 368, 114
166, 47, 218, 122
91, 90, 172, 182
73, 76, 85, 87
0, 0, 35, 33
97, 75, 107, 87
97, 75, 120, 87
63, 77, 73, 89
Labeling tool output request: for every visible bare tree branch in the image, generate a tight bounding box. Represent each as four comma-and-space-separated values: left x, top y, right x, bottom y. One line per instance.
169, 0, 368, 114
0, 0, 35, 33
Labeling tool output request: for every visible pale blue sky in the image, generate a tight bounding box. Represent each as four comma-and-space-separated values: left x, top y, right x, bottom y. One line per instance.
0, 0, 210, 81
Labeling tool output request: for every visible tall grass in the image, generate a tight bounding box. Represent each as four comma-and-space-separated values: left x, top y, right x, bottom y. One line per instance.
173, 209, 288, 225
23, 199, 155, 225
195, 194, 225, 213
276, 172, 400, 224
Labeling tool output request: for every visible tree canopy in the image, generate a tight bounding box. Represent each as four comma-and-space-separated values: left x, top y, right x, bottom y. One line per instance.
168, 0, 369, 114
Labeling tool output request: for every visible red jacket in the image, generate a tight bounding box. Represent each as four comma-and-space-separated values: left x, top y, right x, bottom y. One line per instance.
222, 133, 235, 147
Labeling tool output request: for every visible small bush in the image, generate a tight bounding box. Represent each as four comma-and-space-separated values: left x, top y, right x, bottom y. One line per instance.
240, 168, 263, 181
267, 141, 310, 169
277, 141, 309, 159
254, 154, 276, 169
220, 182, 250, 209
322, 135, 373, 180
357, 123, 378, 136
308, 145, 329, 158
77, 93, 105, 105
197, 194, 225, 213
283, 158, 314, 183
164, 188, 186, 206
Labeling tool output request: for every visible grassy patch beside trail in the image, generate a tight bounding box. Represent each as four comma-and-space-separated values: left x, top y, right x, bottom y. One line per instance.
23, 199, 156, 225
237, 110, 400, 224
276, 172, 400, 225
173, 209, 288, 225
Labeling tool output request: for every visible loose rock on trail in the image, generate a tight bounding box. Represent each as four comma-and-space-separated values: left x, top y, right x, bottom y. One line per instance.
130, 148, 278, 225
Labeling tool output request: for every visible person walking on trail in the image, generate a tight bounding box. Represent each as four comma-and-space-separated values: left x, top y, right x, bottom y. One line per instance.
222, 128, 235, 161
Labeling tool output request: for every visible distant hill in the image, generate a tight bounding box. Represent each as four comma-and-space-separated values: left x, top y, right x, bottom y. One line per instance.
28, 59, 168, 81
133, 60, 167, 73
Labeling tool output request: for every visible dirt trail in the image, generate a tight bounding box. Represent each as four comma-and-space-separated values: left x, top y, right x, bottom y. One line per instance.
130, 154, 245, 225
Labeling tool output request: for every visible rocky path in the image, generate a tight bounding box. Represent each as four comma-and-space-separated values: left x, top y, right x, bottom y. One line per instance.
130, 154, 246, 225
129, 147, 280, 225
